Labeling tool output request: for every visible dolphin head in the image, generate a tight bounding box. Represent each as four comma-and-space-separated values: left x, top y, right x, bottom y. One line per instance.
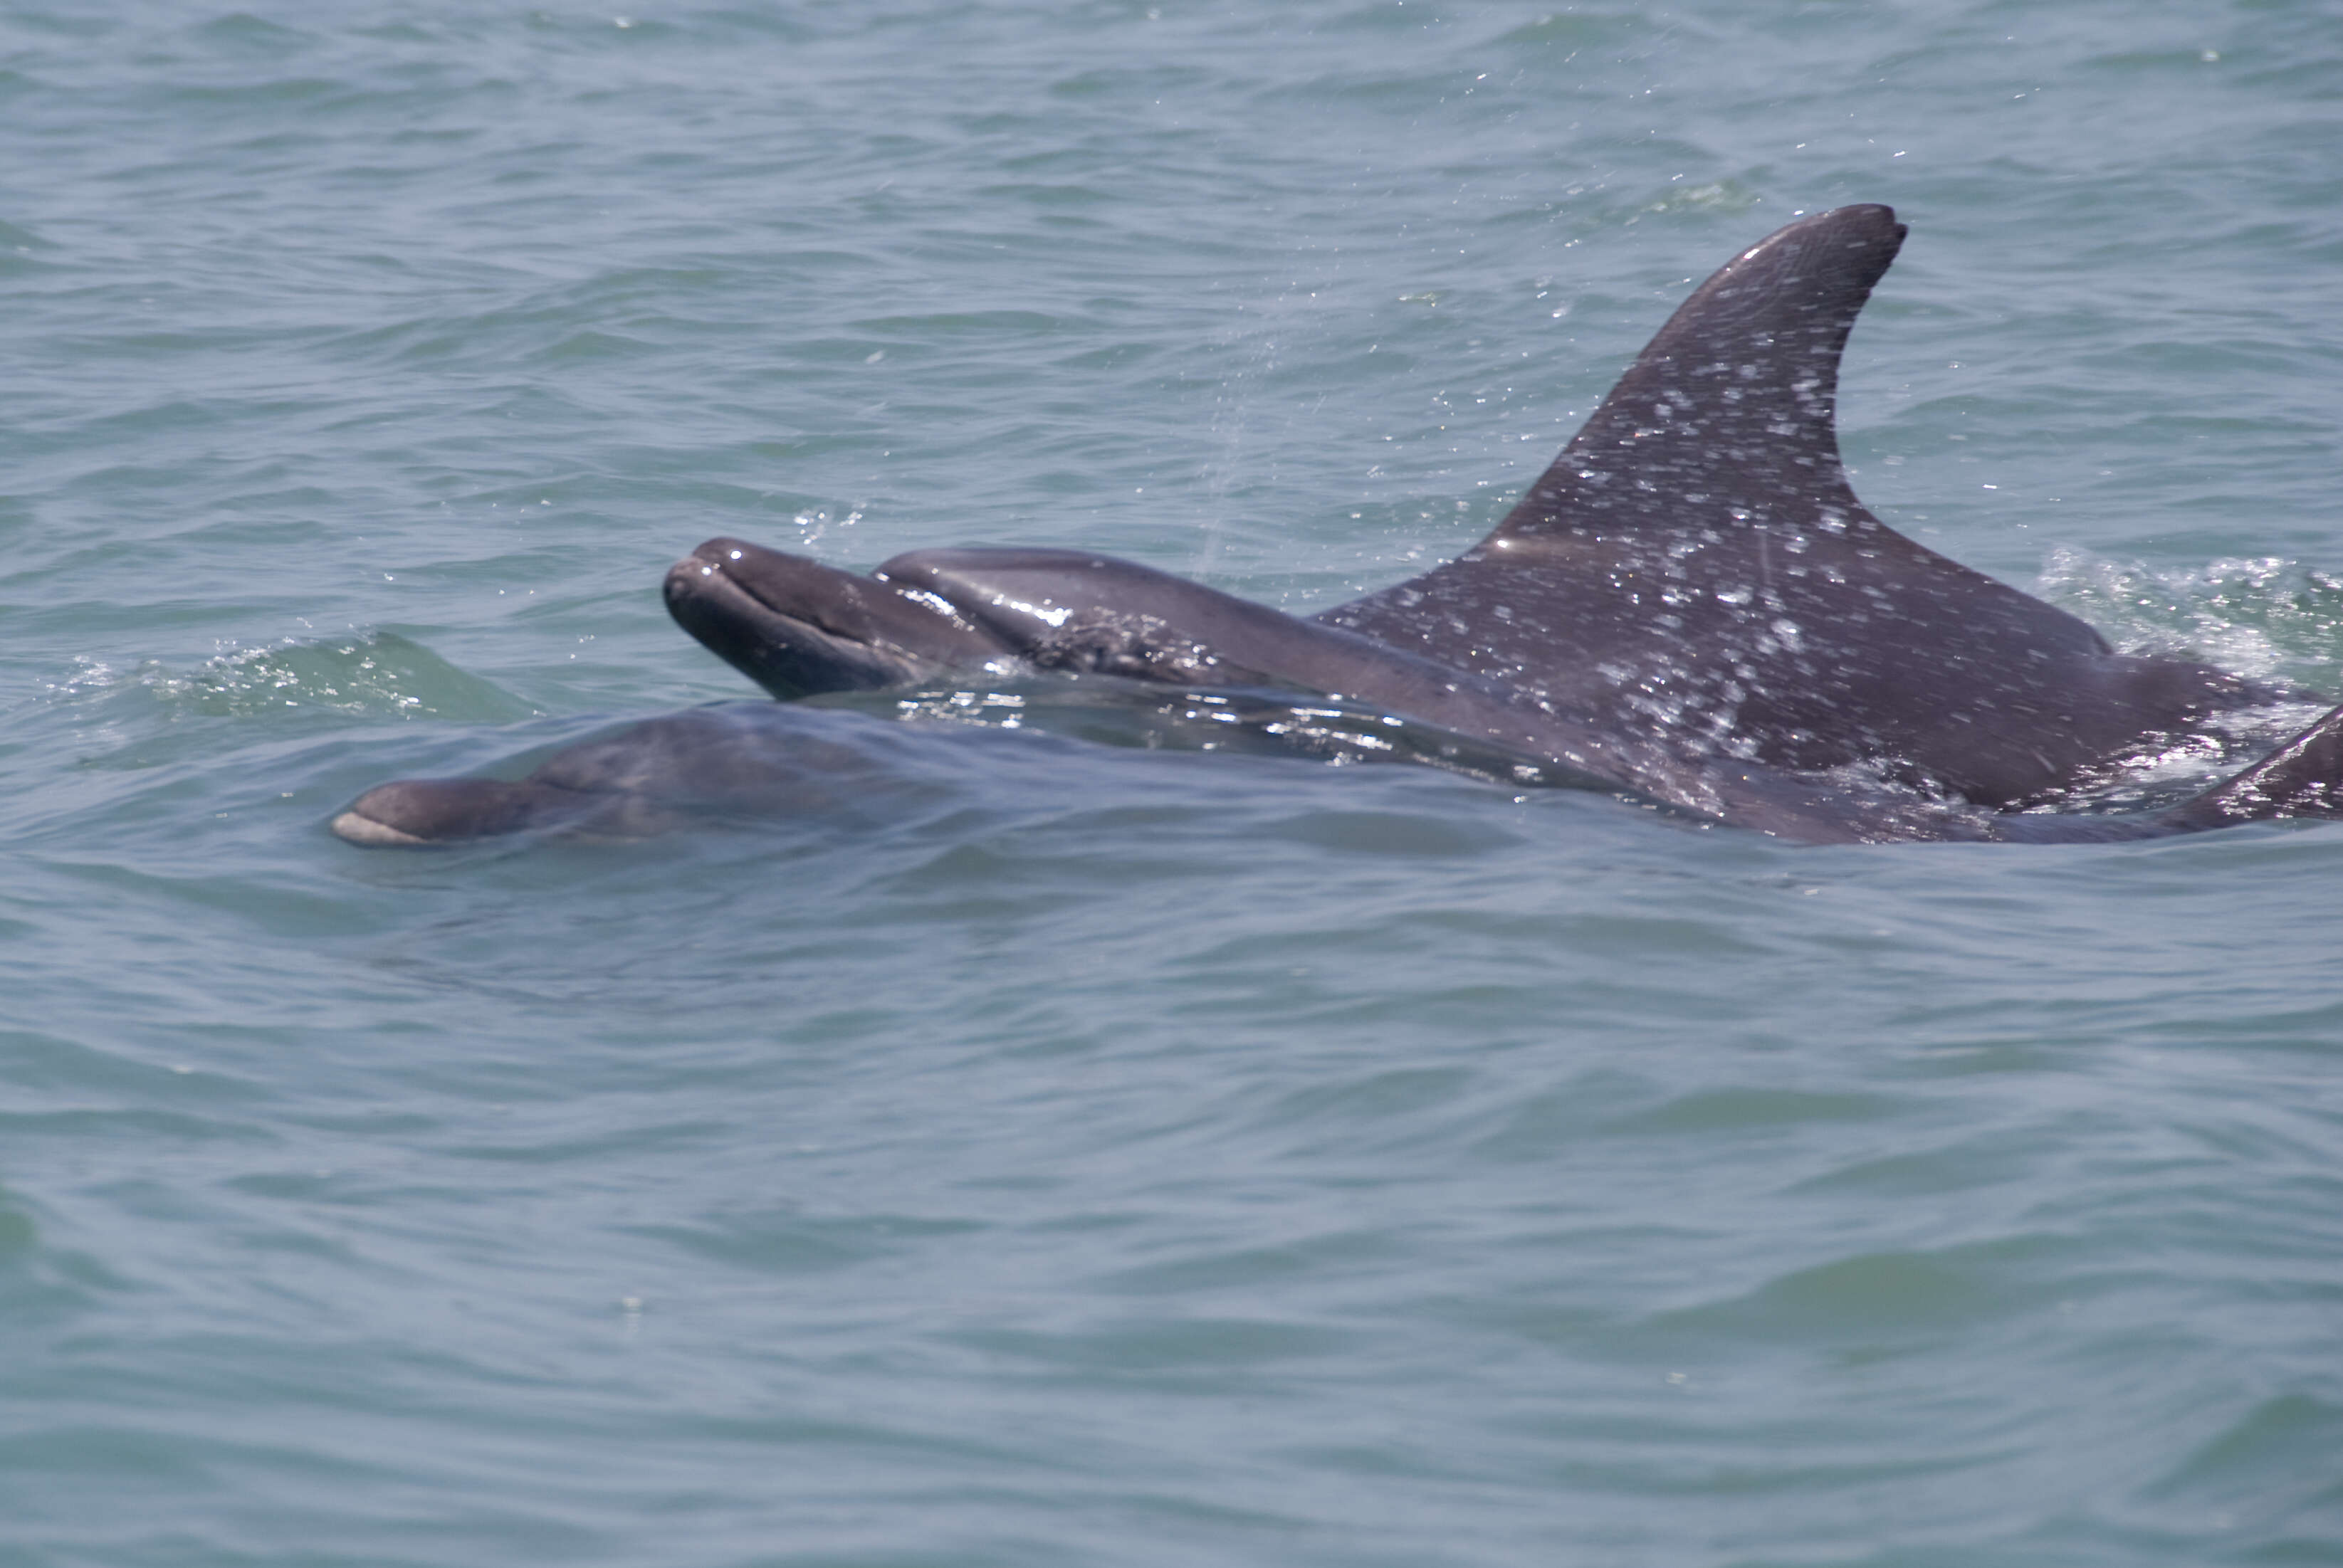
664, 537, 1020, 698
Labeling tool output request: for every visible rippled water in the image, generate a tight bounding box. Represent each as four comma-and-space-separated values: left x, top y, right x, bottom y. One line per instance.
4, 3, 2340, 1564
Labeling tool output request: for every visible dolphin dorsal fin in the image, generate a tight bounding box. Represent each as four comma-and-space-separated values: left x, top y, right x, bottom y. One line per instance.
1482, 204, 1905, 551
1317, 203, 2126, 805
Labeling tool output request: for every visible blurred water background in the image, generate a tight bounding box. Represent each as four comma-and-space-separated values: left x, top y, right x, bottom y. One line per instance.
3, 2, 2341, 1564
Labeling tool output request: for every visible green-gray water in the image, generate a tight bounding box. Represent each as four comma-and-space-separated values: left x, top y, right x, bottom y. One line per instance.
4, 3, 2339, 1564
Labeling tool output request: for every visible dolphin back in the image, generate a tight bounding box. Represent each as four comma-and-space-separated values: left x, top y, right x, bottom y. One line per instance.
1318, 205, 2273, 808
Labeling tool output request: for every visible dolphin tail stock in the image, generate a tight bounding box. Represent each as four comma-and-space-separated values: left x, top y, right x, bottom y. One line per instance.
2157, 702, 2343, 832
1966, 704, 2343, 845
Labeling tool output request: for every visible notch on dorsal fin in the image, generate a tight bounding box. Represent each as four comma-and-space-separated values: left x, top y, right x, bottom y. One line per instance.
1484, 204, 1906, 548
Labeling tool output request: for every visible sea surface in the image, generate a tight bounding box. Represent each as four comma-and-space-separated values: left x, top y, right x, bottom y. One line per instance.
4, 2, 2341, 1564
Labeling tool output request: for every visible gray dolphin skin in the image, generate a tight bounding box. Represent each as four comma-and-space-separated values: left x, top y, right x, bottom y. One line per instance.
335, 204, 2343, 848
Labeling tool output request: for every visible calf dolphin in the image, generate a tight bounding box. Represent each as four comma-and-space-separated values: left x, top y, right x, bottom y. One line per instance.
336, 205, 2343, 846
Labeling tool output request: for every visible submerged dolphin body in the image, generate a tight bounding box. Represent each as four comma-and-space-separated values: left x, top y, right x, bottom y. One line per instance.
335, 206, 2343, 848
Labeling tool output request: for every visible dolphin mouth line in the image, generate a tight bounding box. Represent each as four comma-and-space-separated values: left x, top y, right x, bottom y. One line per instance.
665, 547, 896, 670
669, 545, 855, 644
664, 539, 1027, 697
328, 807, 434, 848
670, 550, 804, 633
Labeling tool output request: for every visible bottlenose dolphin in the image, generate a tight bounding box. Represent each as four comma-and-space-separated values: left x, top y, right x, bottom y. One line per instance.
335, 204, 2343, 847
